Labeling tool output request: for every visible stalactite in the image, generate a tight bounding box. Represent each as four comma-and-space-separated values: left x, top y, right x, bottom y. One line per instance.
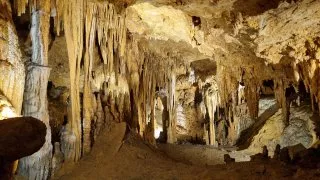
13, 0, 29, 16
296, 57, 320, 115
62, 0, 84, 162
214, 65, 243, 145
53, 0, 65, 36
17, 0, 53, 179
93, 1, 127, 79
216, 65, 238, 109
142, 66, 157, 145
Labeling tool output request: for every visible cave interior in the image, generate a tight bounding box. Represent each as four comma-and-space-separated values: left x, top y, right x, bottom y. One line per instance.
0, 0, 320, 179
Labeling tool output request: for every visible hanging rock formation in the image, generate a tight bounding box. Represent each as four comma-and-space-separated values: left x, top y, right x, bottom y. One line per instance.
0, 0, 320, 179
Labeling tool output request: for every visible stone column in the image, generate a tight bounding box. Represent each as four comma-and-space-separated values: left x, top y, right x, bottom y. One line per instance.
17, 0, 53, 179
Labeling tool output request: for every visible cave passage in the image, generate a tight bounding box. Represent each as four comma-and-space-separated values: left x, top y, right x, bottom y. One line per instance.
0, 0, 320, 179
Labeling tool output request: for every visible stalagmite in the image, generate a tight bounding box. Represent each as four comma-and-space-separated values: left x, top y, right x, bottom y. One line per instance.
2, 0, 319, 179
51, 142, 64, 178
17, 0, 53, 179
94, 94, 105, 139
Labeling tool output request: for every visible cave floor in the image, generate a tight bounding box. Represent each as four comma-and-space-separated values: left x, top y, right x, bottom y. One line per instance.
54, 123, 320, 180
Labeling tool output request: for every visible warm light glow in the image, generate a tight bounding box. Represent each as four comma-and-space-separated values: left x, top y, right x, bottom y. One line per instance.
154, 126, 162, 139
0, 106, 16, 120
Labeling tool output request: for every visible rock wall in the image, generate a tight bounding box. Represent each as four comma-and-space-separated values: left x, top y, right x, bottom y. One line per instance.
0, 0, 25, 114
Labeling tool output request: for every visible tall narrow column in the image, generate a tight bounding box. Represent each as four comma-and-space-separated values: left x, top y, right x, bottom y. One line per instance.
205, 89, 219, 146
167, 72, 177, 144
61, 0, 84, 162
82, 5, 96, 154
17, 0, 52, 179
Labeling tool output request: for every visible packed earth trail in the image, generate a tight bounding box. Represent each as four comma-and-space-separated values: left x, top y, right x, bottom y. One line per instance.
56, 123, 319, 180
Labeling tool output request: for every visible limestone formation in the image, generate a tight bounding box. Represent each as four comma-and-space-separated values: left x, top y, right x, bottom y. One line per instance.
62, 0, 84, 162
0, 0, 320, 179
0, 0, 25, 114
17, 1, 53, 179
51, 142, 64, 177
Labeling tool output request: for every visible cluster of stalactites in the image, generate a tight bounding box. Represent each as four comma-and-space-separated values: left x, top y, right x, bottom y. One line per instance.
125, 36, 182, 144
84, 1, 129, 96
13, 0, 79, 37
52, 0, 65, 36
14, 0, 54, 16
208, 65, 263, 145
13, 0, 28, 16
295, 38, 320, 114
271, 38, 320, 123
76, 1, 128, 154
89, 2, 127, 76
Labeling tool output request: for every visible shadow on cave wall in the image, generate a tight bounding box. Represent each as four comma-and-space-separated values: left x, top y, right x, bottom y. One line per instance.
232, 0, 283, 16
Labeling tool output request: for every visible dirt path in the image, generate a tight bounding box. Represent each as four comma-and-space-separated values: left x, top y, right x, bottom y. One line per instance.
58, 123, 127, 179
54, 122, 318, 180
158, 143, 228, 165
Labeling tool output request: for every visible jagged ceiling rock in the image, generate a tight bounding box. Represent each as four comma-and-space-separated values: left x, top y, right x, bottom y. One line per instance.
127, 0, 320, 69
246, 0, 320, 64
127, 2, 193, 43
126, 1, 220, 58
191, 59, 217, 79
125, 0, 285, 60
